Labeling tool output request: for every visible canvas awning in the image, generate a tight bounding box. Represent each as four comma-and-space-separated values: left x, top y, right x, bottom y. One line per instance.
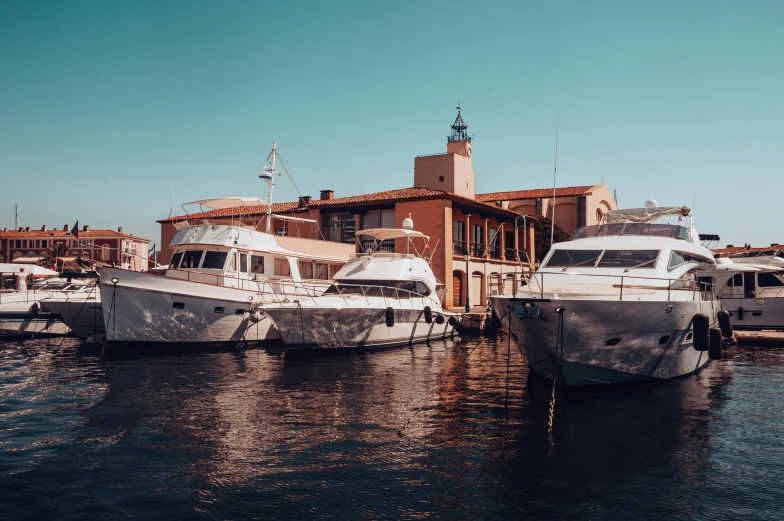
11, 254, 46, 264
186, 197, 265, 210
604, 206, 691, 224
356, 228, 430, 242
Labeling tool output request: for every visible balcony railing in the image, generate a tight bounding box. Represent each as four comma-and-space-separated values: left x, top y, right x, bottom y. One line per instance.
453, 240, 466, 255
470, 242, 484, 257
488, 245, 501, 259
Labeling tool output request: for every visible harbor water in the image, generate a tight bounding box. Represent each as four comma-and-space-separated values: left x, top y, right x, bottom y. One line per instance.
1, 337, 782, 520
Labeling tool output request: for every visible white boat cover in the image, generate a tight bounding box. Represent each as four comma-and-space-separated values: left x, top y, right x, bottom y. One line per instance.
604, 206, 691, 224
186, 197, 266, 210
0, 263, 59, 276
357, 229, 430, 241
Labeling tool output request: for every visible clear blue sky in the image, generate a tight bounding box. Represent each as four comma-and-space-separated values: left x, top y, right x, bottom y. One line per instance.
1, 0, 782, 248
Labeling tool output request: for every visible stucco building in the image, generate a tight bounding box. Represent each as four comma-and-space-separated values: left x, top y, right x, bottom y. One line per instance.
0, 224, 151, 271
476, 184, 617, 236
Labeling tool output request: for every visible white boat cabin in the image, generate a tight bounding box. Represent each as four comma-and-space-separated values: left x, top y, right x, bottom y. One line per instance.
165, 224, 349, 291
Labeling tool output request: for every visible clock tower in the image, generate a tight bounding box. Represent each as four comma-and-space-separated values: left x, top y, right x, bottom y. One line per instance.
413, 105, 475, 198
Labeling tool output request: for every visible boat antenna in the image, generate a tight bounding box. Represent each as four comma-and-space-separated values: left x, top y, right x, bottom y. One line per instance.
14, 204, 19, 229
260, 141, 279, 234
550, 90, 561, 248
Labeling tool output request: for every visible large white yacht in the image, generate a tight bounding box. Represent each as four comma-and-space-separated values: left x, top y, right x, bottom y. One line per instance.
97, 143, 353, 348
701, 258, 784, 331
263, 219, 458, 350
489, 201, 722, 386
0, 264, 86, 338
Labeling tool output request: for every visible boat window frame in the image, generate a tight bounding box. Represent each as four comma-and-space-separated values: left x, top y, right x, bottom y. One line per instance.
595, 249, 660, 269
169, 251, 184, 269
180, 250, 204, 269
757, 271, 784, 287
667, 250, 713, 272
202, 250, 229, 270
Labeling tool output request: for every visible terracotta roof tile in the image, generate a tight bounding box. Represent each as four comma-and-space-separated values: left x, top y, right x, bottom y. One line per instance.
475, 185, 596, 202
713, 245, 783, 255
158, 187, 537, 223
0, 229, 149, 241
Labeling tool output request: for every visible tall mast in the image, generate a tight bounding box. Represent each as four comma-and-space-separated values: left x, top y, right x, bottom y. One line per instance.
14, 204, 19, 229
260, 141, 277, 234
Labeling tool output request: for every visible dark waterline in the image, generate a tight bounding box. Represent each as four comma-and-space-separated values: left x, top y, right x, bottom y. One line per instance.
1, 336, 782, 520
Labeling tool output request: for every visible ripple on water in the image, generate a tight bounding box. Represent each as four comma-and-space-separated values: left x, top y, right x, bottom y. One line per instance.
1, 337, 783, 519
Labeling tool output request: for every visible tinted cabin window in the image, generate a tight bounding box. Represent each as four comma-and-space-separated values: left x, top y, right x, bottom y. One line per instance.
597, 250, 659, 268
169, 252, 183, 269
758, 272, 784, 287
202, 251, 228, 269
298, 260, 314, 279
181, 250, 204, 268
729, 273, 743, 287
274, 258, 291, 277
545, 250, 602, 268
251, 255, 264, 274
239, 253, 248, 273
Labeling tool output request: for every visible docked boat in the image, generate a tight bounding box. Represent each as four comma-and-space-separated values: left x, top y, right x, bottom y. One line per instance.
701, 258, 784, 331
39, 272, 103, 339
0, 264, 83, 338
98, 143, 353, 348
262, 221, 458, 350
489, 201, 723, 387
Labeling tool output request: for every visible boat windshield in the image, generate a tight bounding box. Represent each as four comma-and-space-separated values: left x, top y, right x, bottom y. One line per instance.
324, 280, 431, 298
544, 249, 661, 269
571, 223, 692, 241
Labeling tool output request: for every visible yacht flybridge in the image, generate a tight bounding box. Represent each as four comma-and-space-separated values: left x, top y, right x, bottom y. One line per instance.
490, 200, 726, 387
98, 143, 353, 347
263, 218, 458, 350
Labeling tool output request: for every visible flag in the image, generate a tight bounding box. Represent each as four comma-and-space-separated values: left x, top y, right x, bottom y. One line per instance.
149, 242, 156, 260
72, 220, 79, 239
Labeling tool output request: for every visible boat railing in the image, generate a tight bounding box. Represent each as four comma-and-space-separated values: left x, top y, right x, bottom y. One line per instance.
261, 280, 446, 310
519, 271, 716, 302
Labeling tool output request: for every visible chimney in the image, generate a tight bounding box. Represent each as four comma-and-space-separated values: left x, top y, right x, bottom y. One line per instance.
772, 243, 779, 247
118, 226, 123, 233
41, 225, 47, 231
726, 244, 734, 248
18, 227, 23, 232
63, 224, 70, 232
83, 225, 89, 232
298, 195, 312, 207
25, 226, 30, 232
2, 228, 6, 232
320, 190, 334, 201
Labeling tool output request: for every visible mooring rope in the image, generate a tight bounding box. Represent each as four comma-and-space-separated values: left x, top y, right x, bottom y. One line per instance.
547, 307, 566, 447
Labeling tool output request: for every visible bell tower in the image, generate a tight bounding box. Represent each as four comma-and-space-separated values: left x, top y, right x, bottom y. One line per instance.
413, 105, 475, 198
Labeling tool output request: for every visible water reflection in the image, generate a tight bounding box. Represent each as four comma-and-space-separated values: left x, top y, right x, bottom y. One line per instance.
0, 337, 782, 519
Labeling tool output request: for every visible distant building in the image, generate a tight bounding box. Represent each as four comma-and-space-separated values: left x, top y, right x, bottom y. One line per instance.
159, 108, 537, 309
476, 185, 618, 236
0, 224, 151, 271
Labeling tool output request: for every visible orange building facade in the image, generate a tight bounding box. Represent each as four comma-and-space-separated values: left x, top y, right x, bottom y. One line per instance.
0, 224, 151, 271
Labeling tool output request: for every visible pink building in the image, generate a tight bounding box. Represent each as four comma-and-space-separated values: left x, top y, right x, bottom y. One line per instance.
0, 224, 151, 271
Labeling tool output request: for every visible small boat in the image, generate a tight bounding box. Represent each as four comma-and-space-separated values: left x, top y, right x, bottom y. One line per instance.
701, 258, 784, 331
0, 264, 83, 338
39, 272, 103, 339
489, 200, 723, 387
97, 143, 353, 349
263, 218, 458, 350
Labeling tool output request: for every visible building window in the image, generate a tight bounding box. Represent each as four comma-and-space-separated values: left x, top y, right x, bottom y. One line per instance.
325, 213, 356, 243
439, 175, 444, 182
454, 221, 465, 253
274, 258, 291, 277
276, 226, 286, 237
101, 244, 110, 260
471, 224, 484, 257
314, 262, 328, 280
361, 210, 395, 251
15, 240, 21, 248
41, 240, 48, 248
34, 240, 40, 248
489, 228, 501, 259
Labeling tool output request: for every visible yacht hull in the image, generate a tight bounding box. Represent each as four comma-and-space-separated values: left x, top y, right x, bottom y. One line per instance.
40, 298, 104, 339
98, 268, 280, 346
490, 296, 718, 386
721, 297, 784, 331
264, 305, 456, 349
0, 309, 71, 338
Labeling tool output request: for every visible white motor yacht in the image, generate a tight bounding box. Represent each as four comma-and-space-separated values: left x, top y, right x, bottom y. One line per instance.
489, 201, 723, 387
701, 258, 784, 331
263, 220, 458, 350
98, 143, 353, 348
0, 264, 85, 338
